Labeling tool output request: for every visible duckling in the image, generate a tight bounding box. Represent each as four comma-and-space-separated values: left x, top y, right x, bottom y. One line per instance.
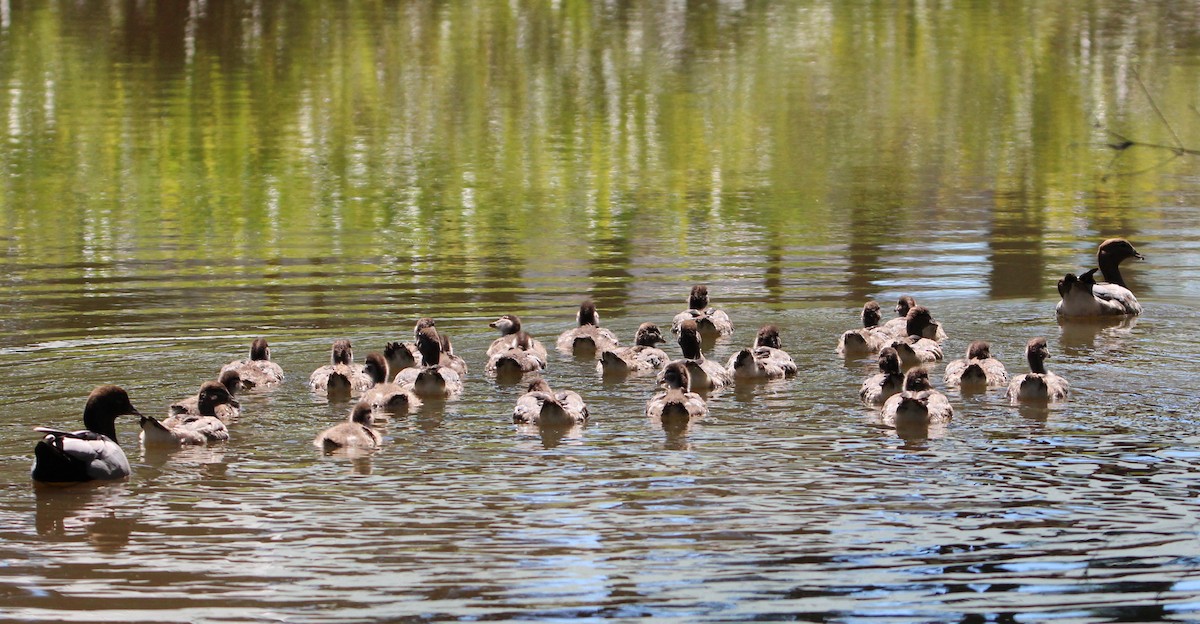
556, 299, 620, 356
220, 337, 285, 389
646, 361, 708, 426
596, 322, 669, 376
943, 340, 1009, 389
881, 296, 948, 341
881, 368, 953, 428
860, 347, 906, 406
360, 352, 421, 415
167, 379, 240, 424
487, 315, 548, 360
383, 340, 418, 376
169, 369, 242, 416
512, 378, 589, 427
433, 331, 469, 377
1056, 238, 1144, 317
395, 326, 465, 399
308, 339, 372, 396
659, 319, 733, 391
140, 381, 235, 446
837, 301, 890, 356
671, 285, 734, 338
1005, 337, 1069, 404
313, 401, 381, 452
740, 325, 798, 377
486, 316, 547, 378
31, 385, 141, 485
888, 306, 945, 367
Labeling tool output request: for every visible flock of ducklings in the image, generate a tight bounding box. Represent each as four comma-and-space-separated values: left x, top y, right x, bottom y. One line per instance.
28, 239, 1144, 486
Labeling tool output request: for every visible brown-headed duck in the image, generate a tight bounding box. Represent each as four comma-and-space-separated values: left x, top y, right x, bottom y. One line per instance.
141, 381, 235, 446
596, 322, 669, 376
313, 401, 381, 452
726, 325, 798, 380
220, 338, 285, 389
31, 385, 140, 484
659, 319, 733, 391
860, 347, 905, 406
360, 352, 421, 416
395, 326, 465, 399
556, 299, 620, 356
881, 368, 953, 428
943, 340, 1009, 389
837, 301, 890, 356
487, 315, 548, 360
308, 339, 373, 396
881, 296, 948, 341
646, 361, 708, 425
1005, 337, 1069, 404
512, 378, 589, 427
170, 369, 242, 416
671, 285, 734, 338
1056, 238, 1143, 317
888, 306, 945, 367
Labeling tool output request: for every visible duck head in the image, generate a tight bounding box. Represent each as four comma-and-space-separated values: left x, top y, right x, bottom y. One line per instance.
895, 295, 916, 318
330, 339, 353, 366
676, 319, 703, 359
903, 368, 934, 392
966, 340, 992, 361
1025, 336, 1050, 374
349, 401, 374, 425
415, 326, 443, 367
250, 338, 271, 362
218, 369, 242, 396
755, 325, 783, 350
196, 381, 238, 417
687, 285, 710, 311
1097, 239, 1143, 287
904, 305, 935, 338
364, 352, 389, 385
83, 385, 142, 444
862, 301, 882, 327
489, 315, 522, 336
577, 300, 600, 327
634, 322, 666, 347
661, 361, 692, 392
877, 347, 902, 376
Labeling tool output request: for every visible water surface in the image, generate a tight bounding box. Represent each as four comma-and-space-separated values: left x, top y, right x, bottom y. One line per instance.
2, 2, 1200, 622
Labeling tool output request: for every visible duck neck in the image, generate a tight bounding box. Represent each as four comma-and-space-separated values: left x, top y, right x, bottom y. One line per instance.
84, 413, 119, 444
1099, 254, 1127, 288
679, 335, 703, 360
1028, 353, 1048, 375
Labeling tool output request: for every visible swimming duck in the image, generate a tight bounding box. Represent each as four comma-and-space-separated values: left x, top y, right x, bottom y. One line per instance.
943, 340, 1009, 389
1056, 238, 1144, 317
31, 385, 141, 485
395, 326, 465, 398
512, 378, 589, 427
837, 301, 890, 356
220, 338, 285, 389
487, 315, 548, 360
881, 368, 953, 428
308, 339, 373, 396
360, 352, 421, 415
313, 401, 381, 452
596, 322, 669, 376
556, 299, 620, 356
860, 347, 906, 406
1005, 337, 1069, 404
169, 369, 242, 417
646, 361, 708, 425
725, 326, 797, 381
659, 319, 733, 391
888, 306, 945, 367
881, 296, 948, 341
486, 315, 547, 378
671, 285, 734, 338
140, 381, 235, 446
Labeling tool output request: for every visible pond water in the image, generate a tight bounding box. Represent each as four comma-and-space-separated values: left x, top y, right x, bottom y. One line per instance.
3, 2, 1200, 622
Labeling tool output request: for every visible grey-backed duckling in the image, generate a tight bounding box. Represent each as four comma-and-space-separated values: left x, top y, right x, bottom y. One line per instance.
888, 306, 945, 367
881, 368, 953, 429
860, 347, 905, 406
1005, 337, 1069, 404
646, 361, 708, 428
837, 301, 890, 356
141, 381, 235, 446
1056, 238, 1143, 317
487, 315, 548, 360
308, 339, 373, 396
943, 340, 1009, 389
220, 338, 285, 389
512, 378, 589, 427
596, 322, 669, 377
170, 369, 242, 416
31, 385, 141, 485
360, 352, 421, 416
726, 325, 798, 380
395, 326, 464, 399
881, 296, 948, 341
556, 299, 620, 357
313, 401, 381, 452
659, 319, 733, 391
486, 315, 547, 379
671, 285, 734, 339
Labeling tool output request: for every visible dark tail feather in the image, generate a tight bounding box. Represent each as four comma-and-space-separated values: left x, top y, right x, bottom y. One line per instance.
961, 363, 987, 386
599, 350, 630, 374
